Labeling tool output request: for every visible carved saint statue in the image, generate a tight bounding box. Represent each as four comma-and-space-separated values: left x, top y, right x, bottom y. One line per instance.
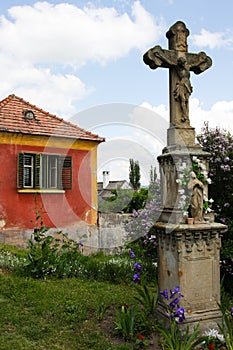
187, 171, 204, 223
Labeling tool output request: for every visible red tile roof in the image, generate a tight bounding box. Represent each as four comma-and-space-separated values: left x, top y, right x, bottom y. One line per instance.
0, 94, 104, 142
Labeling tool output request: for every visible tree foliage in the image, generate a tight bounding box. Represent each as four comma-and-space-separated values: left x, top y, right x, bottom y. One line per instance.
98, 188, 134, 213
197, 122, 233, 291
129, 159, 141, 190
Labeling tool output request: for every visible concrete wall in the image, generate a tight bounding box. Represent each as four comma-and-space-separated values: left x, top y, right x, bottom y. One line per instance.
0, 212, 131, 253
97, 212, 130, 253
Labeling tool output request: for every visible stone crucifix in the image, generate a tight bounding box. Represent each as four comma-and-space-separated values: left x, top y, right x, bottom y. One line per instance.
143, 21, 212, 128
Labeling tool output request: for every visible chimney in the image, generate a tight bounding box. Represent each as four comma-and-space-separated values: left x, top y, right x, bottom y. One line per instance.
103, 171, 110, 189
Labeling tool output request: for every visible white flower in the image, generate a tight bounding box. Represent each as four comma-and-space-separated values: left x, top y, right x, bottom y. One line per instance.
192, 156, 198, 162
204, 328, 224, 342
209, 198, 214, 203
176, 179, 181, 184
178, 189, 185, 194
207, 178, 212, 184
200, 164, 207, 171
179, 165, 185, 172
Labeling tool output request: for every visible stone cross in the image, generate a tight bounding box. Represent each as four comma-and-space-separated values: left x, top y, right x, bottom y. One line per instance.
143, 21, 227, 334
143, 21, 212, 128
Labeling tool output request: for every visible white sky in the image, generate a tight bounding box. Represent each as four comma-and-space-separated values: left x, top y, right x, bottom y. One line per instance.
0, 0, 233, 184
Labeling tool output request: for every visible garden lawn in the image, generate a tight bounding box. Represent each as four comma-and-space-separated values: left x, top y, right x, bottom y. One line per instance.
0, 274, 135, 350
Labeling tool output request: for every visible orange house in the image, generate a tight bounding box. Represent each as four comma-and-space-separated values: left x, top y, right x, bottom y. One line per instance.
0, 94, 104, 246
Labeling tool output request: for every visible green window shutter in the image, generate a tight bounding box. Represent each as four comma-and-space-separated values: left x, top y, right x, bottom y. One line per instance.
60, 156, 72, 190
35, 154, 41, 188
17, 153, 24, 189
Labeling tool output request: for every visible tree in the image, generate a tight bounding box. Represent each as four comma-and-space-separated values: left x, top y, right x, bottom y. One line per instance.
98, 188, 134, 213
150, 165, 157, 184
129, 159, 141, 191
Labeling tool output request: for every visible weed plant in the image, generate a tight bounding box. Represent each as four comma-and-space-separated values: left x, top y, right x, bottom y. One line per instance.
114, 304, 139, 341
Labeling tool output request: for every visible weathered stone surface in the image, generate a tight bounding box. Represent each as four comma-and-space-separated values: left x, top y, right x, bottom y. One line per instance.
143, 21, 226, 334
167, 126, 195, 146
157, 145, 210, 221
155, 222, 226, 332
143, 21, 212, 139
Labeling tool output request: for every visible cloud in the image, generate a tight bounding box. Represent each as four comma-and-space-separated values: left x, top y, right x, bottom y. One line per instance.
74, 98, 233, 185
0, 1, 162, 116
1, 1, 161, 65
72, 102, 168, 185
191, 28, 233, 49
190, 98, 233, 134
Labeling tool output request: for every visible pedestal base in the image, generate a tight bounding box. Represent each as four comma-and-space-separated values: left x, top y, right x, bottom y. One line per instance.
154, 222, 227, 333
167, 126, 195, 146
156, 301, 222, 333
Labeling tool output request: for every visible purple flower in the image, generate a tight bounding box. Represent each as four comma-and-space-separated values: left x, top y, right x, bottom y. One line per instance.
169, 297, 179, 309
130, 251, 136, 259
78, 241, 83, 246
160, 289, 169, 300
175, 307, 185, 322
220, 217, 227, 224
221, 164, 231, 172
215, 157, 222, 163
170, 286, 184, 300
134, 262, 141, 272
231, 307, 233, 317
133, 273, 140, 284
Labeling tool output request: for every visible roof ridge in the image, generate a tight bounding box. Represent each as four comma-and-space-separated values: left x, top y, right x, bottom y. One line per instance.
0, 94, 104, 142
0, 94, 15, 108
0, 94, 103, 140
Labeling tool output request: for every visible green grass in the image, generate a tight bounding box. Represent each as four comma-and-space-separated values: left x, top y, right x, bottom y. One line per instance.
0, 274, 135, 350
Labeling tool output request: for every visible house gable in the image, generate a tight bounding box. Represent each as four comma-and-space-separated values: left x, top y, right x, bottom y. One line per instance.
0, 94, 104, 142
0, 95, 104, 245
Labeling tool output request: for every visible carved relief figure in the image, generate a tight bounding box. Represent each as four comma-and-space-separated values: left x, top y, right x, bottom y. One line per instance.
143, 21, 212, 128
173, 57, 193, 122
187, 171, 204, 222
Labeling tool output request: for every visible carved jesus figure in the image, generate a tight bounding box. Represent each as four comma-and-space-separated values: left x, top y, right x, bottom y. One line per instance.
173, 57, 193, 122
143, 21, 212, 128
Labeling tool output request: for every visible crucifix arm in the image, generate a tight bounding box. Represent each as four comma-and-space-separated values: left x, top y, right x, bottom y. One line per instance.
188, 51, 212, 75
143, 45, 177, 70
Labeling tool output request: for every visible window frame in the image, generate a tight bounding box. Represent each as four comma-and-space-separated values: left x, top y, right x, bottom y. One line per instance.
17, 152, 72, 192
23, 154, 34, 188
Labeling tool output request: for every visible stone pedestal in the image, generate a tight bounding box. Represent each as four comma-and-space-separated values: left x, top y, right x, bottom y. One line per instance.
155, 143, 227, 334
155, 222, 227, 332
167, 126, 195, 146
157, 144, 210, 224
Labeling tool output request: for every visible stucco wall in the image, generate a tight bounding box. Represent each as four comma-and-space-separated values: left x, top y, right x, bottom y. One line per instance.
0, 142, 96, 232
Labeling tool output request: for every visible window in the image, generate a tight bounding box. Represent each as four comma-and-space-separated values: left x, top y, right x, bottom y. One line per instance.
18, 153, 72, 190
41, 155, 58, 188
23, 154, 34, 188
